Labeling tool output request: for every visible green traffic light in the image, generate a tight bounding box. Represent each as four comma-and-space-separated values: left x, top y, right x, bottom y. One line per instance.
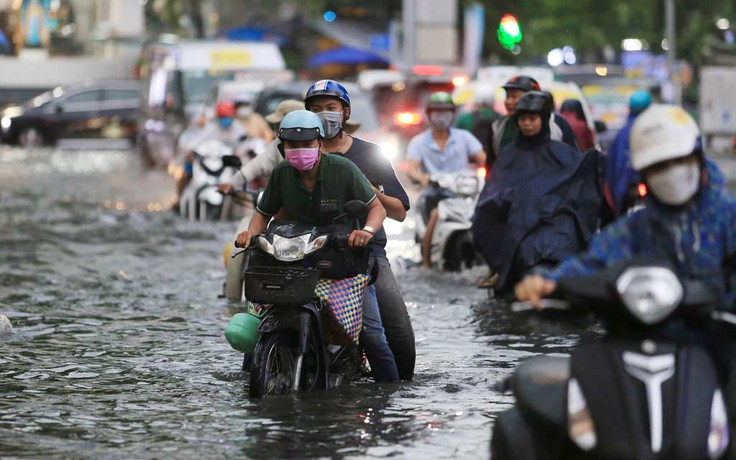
497, 14, 522, 50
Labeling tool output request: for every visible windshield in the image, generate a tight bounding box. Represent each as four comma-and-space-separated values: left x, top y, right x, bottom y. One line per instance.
181, 71, 235, 105
24, 86, 63, 109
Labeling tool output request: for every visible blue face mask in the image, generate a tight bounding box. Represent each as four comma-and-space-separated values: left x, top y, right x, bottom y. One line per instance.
218, 117, 234, 129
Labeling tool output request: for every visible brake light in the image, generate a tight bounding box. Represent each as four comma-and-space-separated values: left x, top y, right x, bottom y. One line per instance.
413, 65, 444, 76
477, 166, 487, 180
638, 183, 647, 197
395, 111, 423, 127
452, 75, 469, 87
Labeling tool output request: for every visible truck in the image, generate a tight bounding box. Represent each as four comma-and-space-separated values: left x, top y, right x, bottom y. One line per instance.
137, 38, 290, 168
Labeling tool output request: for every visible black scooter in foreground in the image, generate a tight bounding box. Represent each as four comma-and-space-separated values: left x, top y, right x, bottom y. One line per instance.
492, 261, 732, 459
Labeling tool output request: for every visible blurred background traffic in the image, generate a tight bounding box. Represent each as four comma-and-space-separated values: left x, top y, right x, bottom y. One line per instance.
0, 0, 734, 162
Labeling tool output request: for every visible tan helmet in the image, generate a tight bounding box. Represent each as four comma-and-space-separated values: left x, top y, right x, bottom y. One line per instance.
265, 99, 305, 125
629, 104, 700, 171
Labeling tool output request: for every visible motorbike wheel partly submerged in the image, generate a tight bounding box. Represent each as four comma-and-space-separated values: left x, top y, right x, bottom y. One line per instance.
249, 330, 324, 398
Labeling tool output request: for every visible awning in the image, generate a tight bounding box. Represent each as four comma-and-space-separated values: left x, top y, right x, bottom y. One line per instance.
217, 26, 285, 46
308, 46, 389, 67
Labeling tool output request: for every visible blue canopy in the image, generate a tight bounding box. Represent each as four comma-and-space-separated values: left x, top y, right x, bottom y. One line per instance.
308, 46, 389, 67
217, 26, 285, 46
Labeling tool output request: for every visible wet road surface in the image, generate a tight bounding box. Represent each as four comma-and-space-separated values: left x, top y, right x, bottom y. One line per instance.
0, 146, 585, 458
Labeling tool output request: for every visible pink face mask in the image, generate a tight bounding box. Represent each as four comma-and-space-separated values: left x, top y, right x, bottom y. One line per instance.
284, 148, 319, 171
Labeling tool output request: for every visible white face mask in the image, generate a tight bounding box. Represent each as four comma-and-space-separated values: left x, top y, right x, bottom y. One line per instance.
429, 112, 454, 130
646, 162, 701, 206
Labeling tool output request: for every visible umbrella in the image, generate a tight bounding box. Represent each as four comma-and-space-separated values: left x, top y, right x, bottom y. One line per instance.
308, 46, 388, 67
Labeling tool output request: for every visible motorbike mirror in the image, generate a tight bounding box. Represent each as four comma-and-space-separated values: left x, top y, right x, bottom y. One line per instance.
345, 200, 368, 219
221, 155, 242, 169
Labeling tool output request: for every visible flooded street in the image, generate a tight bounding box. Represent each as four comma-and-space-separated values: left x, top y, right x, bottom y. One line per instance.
0, 146, 582, 459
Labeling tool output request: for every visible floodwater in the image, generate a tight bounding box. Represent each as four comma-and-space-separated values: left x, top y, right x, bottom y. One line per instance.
0, 146, 582, 459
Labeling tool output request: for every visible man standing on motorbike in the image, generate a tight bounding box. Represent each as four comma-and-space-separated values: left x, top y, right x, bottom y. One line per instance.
234, 110, 399, 383
175, 100, 246, 207
486, 76, 541, 169
515, 104, 736, 375
304, 79, 416, 381
406, 91, 486, 269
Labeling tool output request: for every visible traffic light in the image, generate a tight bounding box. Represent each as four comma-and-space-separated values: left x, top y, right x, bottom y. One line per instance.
497, 14, 522, 50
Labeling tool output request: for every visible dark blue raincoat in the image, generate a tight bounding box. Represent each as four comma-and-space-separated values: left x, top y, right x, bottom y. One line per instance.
471, 127, 603, 292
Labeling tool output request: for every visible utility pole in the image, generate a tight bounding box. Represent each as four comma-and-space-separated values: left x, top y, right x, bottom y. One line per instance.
401, 0, 457, 70
665, 0, 681, 105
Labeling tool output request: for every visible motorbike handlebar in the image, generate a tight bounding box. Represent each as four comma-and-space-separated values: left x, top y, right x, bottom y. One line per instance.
511, 299, 571, 313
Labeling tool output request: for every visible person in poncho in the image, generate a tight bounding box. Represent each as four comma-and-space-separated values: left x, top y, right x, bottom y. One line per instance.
472, 91, 603, 292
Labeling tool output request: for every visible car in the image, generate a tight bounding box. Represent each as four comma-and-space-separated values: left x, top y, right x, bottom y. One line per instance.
0, 79, 140, 147
253, 81, 401, 163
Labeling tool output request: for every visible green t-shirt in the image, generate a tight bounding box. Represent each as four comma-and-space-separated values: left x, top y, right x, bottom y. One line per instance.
257, 153, 377, 226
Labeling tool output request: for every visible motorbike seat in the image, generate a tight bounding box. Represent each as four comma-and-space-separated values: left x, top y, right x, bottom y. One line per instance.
513, 355, 569, 428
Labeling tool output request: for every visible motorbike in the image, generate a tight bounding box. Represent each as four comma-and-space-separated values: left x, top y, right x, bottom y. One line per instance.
236, 201, 371, 398
414, 169, 484, 271
179, 139, 244, 222
491, 261, 732, 459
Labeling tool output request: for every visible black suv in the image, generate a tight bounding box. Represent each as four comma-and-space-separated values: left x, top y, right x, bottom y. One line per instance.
0, 80, 140, 147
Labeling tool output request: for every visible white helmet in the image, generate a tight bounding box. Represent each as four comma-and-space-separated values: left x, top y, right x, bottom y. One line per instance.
629, 104, 699, 171
473, 84, 495, 106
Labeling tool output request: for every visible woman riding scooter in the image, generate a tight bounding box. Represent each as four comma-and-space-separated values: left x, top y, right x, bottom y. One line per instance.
472, 91, 602, 293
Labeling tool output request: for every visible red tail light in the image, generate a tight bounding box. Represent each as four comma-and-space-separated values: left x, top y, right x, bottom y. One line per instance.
477, 166, 487, 180
413, 65, 444, 76
395, 111, 423, 127
638, 183, 647, 197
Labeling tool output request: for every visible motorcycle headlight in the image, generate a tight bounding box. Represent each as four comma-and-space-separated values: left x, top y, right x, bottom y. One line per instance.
568, 377, 597, 451
455, 175, 479, 196
305, 235, 328, 254
615, 267, 683, 325
269, 234, 326, 262
257, 236, 274, 255
708, 389, 729, 459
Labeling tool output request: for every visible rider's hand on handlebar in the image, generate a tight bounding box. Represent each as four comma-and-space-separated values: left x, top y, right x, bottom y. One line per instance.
514, 275, 557, 309
348, 229, 373, 248
235, 230, 256, 248
218, 183, 234, 195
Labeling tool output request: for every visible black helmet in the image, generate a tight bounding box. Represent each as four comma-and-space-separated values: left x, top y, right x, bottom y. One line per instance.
515, 91, 550, 116
502, 75, 541, 92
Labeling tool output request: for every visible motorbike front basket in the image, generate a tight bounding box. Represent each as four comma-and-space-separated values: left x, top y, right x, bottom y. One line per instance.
243, 265, 320, 306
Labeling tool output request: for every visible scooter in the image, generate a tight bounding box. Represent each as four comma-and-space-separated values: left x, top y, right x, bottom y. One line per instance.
414, 170, 484, 271
491, 261, 731, 459
236, 201, 371, 398
179, 139, 244, 222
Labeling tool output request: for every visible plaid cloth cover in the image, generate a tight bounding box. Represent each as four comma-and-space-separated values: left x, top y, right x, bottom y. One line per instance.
246, 274, 369, 345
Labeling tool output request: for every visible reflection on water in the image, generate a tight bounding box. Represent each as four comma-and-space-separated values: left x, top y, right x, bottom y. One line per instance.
0, 146, 583, 458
